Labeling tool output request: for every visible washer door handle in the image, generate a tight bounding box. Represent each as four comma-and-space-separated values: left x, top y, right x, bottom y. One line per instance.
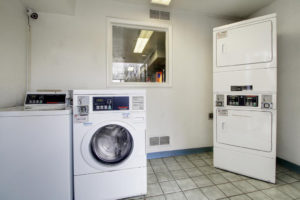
222, 122, 225, 130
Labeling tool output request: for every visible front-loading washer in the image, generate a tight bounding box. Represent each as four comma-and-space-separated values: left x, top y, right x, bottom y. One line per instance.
72, 90, 147, 200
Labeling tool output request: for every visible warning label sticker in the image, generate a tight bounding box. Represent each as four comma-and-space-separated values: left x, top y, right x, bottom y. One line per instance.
74, 114, 89, 123
132, 96, 144, 110
218, 110, 228, 116
217, 31, 227, 39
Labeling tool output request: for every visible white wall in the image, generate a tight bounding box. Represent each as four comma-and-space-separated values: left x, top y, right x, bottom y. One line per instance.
251, 0, 300, 165
30, 0, 233, 153
0, 0, 27, 108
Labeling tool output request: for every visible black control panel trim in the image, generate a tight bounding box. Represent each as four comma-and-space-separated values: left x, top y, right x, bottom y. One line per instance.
227, 95, 259, 107
93, 96, 129, 111
231, 85, 253, 91
25, 94, 66, 104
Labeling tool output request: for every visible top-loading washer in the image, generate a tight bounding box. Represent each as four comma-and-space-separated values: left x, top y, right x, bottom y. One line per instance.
0, 91, 73, 200
72, 90, 147, 200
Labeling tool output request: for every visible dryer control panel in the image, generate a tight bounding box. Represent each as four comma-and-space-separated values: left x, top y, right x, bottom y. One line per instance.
227, 95, 259, 107
93, 97, 129, 111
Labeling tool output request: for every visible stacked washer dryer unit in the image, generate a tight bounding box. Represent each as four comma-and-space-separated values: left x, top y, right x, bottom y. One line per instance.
73, 90, 147, 200
213, 14, 277, 183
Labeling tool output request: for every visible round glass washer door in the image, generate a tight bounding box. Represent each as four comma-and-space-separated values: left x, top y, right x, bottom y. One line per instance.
91, 124, 134, 164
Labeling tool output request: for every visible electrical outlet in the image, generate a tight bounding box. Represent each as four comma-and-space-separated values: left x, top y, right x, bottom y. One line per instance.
209, 113, 213, 120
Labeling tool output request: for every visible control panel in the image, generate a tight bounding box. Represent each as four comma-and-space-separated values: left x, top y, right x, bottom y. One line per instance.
227, 95, 259, 107
25, 94, 66, 104
24, 92, 68, 110
93, 97, 129, 111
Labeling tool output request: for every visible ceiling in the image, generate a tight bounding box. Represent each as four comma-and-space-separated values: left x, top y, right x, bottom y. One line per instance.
112, 0, 275, 19
19, 0, 274, 18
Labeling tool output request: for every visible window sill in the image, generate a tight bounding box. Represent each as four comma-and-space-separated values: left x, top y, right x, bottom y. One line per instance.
107, 82, 172, 88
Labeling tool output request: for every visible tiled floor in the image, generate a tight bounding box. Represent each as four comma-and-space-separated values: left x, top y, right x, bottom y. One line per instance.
126, 152, 300, 200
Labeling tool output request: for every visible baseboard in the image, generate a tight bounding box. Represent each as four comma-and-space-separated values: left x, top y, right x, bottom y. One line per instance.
147, 147, 213, 159
277, 157, 300, 174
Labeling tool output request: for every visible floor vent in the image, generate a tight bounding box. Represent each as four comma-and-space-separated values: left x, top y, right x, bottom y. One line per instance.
150, 9, 170, 21
150, 136, 170, 146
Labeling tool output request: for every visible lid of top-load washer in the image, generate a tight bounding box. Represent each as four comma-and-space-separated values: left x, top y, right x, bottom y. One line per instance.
0, 106, 72, 117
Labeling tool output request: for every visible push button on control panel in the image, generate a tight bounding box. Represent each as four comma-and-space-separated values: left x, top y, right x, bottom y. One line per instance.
261, 95, 273, 109
216, 102, 223, 107
263, 103, 270, 108
78, 105, 89, 116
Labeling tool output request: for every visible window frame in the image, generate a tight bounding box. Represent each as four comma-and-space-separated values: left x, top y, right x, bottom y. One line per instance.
106, 18, 173, 87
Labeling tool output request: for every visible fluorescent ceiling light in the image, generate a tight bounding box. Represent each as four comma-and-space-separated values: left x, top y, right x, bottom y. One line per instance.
133, 30, 153, 53
134, 38, 149, 54
127, 66, 134, 72
151, 0, 171, 6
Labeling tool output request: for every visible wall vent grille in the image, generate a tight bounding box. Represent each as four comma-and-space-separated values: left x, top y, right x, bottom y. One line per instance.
150, 9, 170, 21
160, 11, 170, 21
160, 136, 170, 145
150, 9, 160, 19
150, 136, 170, 146
150, 137, 160, 146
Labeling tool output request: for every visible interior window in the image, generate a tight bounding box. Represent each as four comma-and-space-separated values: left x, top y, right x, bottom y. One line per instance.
107, 19, 172, 87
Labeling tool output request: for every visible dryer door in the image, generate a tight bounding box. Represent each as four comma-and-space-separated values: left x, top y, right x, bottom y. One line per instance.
90, 124, 133, 164
216, 21, 273, 68
216, 109, 272, 152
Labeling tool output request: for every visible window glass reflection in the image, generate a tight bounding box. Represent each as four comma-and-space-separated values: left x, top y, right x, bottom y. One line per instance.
112, 26, 166, 83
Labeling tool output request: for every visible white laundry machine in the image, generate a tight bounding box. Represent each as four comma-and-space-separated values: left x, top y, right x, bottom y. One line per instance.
213, 14, 277, 183
214, 93, 277, 183
0, 92, 73, 200
73, 90, 147, 200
